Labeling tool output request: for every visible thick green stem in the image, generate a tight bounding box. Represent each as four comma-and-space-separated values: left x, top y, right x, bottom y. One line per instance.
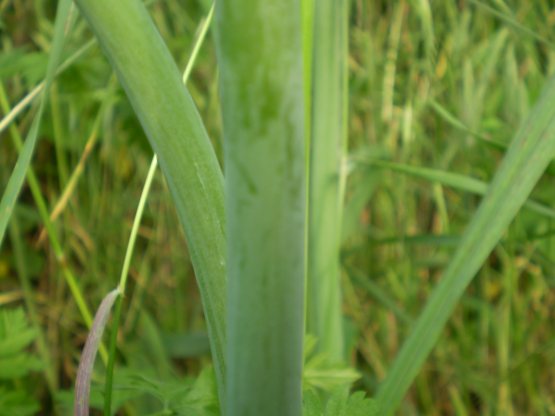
73, 0, 227, 402
214, 1, 306, 415
307, 0, 349, 361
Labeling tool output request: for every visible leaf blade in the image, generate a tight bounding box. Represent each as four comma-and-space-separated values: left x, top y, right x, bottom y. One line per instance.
377, 76, 555, 414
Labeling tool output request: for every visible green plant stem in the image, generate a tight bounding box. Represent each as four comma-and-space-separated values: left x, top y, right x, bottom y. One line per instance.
306, 0, 349, 362
49, 85, 70, 187
103, 155, 158, 416
302, 0, 314, 163
214, 1, 306, 415
301, 0, 314, 362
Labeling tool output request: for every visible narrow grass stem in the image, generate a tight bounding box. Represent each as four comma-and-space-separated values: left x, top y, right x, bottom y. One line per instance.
104, 155, 158, 416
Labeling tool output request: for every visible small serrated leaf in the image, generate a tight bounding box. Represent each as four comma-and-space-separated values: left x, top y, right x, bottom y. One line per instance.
302, 390, 324, 416
0, 308, 37, 355
0, 387, 40, 416
0, 354, 42, 379
303, 389, 380, 416
0, 307, 41, 379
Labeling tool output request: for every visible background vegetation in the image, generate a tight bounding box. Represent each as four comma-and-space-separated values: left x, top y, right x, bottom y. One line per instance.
2, 0, 555, 414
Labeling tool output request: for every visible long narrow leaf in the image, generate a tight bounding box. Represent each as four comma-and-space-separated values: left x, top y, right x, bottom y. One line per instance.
364, 159, 555, 220
377, 76, 555, 414
307, 0, 349, 361
73, 0, 227, 402
104, 9, 216, 411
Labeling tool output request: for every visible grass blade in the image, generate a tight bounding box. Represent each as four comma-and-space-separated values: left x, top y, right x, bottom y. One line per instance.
74, 0, 227, 401
307, 0, 349, 361
214, 0, 306, 414
377, 76, 555, 414
0, 0, 71, 248
364, 159, 555, 220
468, 0, 554, 48
104, 156, 158, 415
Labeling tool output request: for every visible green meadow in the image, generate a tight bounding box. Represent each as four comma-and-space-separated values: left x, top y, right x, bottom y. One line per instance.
1, 0, 555, 414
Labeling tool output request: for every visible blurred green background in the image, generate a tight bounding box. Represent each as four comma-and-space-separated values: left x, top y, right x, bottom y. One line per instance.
2, 0, 555, 414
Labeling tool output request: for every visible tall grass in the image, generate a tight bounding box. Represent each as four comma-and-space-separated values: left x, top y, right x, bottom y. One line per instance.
0, 0, 99, 355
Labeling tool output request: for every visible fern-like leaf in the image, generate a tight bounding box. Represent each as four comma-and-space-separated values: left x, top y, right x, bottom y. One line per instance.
0, 307, 41, 379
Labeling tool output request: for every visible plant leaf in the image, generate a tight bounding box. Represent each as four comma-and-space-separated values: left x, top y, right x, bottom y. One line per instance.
377, 76, 555, 414
73, 0, 227, 401
0, 307, 42, 379
307, 0, 349, 361
0, 387, 39, 416
303, 389, 380, 416
365, 159, 555, 220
